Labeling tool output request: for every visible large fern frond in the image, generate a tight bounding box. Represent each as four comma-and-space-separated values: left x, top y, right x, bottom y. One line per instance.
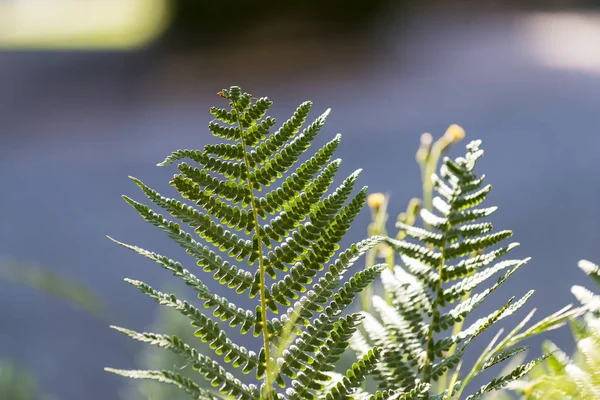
107, 86, 385, 399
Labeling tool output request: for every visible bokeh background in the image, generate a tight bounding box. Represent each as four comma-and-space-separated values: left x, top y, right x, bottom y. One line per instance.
2, 0, 600, 399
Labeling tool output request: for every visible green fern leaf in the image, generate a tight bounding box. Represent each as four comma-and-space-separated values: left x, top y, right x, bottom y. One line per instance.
355, 139, 548, 399
107, 86, 381, 399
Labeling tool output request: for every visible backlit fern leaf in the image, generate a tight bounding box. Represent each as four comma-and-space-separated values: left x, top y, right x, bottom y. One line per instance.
107, 86, 385, 399
353, 140, 550, 399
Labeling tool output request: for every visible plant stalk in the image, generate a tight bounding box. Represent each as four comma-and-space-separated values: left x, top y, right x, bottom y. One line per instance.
235, 108, 272, 399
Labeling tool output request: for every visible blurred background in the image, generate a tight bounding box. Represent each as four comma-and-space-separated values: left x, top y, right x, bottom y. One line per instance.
2, 0, 600, 398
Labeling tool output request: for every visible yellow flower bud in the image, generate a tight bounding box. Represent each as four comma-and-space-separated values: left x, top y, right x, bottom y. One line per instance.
367, 193, 386, 210
443, 124, 465, 144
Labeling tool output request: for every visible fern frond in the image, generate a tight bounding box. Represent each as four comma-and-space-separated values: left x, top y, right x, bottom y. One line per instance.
437, 266, 529, 328
542, 340, 570, 374
108, 86, 380, 399
358, 313, 412, 381
355, 139, 548, 399
265, 164, 358, 245
262, 159, 342, 243
443, 259, 528, 302
442, 242, 520, 281
123, 194, 254, 263
186, 167, 252, 208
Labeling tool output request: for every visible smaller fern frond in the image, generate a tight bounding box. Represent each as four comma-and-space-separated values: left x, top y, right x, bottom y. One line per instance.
353, 138, 566, 399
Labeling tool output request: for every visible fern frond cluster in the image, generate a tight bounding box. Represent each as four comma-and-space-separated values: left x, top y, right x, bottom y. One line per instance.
505, 259, 600, 399
106, 86, 388, 399
353, 140, 563, 399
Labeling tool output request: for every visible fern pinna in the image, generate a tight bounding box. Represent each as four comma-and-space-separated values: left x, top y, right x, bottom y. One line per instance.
106, 86, 387, 400
352, 140, 550, 399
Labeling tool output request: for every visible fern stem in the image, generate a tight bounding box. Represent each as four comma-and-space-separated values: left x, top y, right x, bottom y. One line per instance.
360, 244, 378, 314
420, 137, 451, 392
438, 290, 471, 392
234, 109, 273, 399
422, 237, 447, 389
421, 129, 463, 218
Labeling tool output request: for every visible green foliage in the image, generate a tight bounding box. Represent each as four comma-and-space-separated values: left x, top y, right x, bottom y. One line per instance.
0, 359, 54, 400
0, 258, 105, 400
107, 86, 387, 399
0, 258, 105, 318
353, 140, 576, 399
503, 259, 600, 399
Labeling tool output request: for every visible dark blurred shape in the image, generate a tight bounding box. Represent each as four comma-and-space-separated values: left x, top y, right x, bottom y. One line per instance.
167, 0, 394, 44
166, 0, 600, 46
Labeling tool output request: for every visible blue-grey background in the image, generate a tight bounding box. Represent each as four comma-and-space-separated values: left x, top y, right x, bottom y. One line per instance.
1, 2, 600, 399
